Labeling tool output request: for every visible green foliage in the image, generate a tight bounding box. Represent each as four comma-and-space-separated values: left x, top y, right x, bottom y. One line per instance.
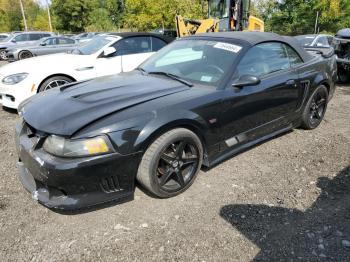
51, 0, 98, 32
0, 0, 50, 32
1, 0, 350, 35
254, 0, 350, 35
85, 8, 115, 32
123, 0, 204, 31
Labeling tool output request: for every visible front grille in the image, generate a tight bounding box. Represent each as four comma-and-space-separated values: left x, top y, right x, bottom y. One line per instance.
100, 176, 121, 193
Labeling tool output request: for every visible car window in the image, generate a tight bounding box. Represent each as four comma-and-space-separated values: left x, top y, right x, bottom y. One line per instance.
14, 34, 29, 42
327, 36, 334, 46
116, 37, 152, 55
285, 44, 303, 67
29, 34, 42, 41
43, 38, 56, 45
316, 36, 330, 47
58, 38, 74, 45
237, 42, 290, 77
151, 37, 167, 52
295, 35, 315, 47
42, 33, 52, 38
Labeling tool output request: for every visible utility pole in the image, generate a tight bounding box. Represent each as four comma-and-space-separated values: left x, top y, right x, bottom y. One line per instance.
19, 0, 28, 31
46, 0, 53, 31
314, 11, 319, 34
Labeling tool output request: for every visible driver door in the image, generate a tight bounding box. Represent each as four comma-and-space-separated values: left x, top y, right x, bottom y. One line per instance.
220, 42, 302, 144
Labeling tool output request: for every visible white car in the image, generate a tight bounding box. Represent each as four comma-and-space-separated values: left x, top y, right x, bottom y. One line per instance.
0, 33, 172, 109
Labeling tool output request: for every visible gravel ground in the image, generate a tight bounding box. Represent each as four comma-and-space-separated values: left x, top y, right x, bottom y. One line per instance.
0, 59, 349, 261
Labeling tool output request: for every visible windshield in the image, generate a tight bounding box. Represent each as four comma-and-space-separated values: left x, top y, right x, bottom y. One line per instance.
72, 36, 115, 55
209, 0, 230, 18
139, 39, 242, 86
295, 35, 316, 46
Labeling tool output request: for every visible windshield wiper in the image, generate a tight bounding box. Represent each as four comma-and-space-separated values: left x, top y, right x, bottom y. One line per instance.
147, 71, 193, 87
136, 67, 147, 74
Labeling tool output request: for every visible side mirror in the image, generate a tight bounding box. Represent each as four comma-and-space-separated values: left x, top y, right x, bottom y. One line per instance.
40, 42, 47, 46
103, 46, 116, 57
232, 75, 261, 88
11, 39, 16, 43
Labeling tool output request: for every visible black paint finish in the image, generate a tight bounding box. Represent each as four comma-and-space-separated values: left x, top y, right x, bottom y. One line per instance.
16, 32, 337, 210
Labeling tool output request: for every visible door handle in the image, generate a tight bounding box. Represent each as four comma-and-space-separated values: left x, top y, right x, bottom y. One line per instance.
286, 80, 296, 85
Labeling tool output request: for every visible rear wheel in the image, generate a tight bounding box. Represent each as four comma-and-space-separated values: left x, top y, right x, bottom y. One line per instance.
38, 76, 73, 92
18, 50, 33, 60
300, 85, 328, 130
137, 128, 203, 198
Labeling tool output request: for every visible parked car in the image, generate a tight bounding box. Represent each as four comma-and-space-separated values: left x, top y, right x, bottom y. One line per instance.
15, 32, 337, 210
72, 32, 101, 43
5, 36, 77, 61
295, 34, 334, 48
152, 28, 178, 38
334, 28, 350, 83
0, 32, 173, 109
0, 33, 10, 41
0, 31, 54, 60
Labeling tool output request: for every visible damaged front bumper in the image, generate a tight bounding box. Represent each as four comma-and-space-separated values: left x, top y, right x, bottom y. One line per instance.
15, 122, 143, 211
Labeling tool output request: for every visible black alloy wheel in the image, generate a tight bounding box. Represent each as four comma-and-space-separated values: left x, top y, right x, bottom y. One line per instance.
301, 85, 328, 130
309, 91, 327, 126
137, 128, 203, 198
157, 140, 200, 192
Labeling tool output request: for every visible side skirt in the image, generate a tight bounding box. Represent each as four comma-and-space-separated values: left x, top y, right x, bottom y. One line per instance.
209, 124, 294, 168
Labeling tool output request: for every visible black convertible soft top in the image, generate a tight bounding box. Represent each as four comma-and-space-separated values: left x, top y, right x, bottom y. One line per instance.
195, 31, 314, 62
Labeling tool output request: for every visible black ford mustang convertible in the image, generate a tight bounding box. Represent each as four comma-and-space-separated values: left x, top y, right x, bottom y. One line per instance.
16, 32, 337, 210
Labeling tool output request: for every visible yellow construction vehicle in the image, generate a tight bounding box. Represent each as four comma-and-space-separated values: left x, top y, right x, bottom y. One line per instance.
176, 0, 264, 37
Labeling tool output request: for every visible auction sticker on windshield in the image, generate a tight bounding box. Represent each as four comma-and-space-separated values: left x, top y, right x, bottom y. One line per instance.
214, 43, 242, 53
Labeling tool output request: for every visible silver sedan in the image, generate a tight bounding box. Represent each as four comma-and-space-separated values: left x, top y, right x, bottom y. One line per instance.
6, 36, 77, 61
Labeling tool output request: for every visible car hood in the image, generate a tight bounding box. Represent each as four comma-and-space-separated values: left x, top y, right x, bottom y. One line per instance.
7, 42, 38, 50
21, 72, 190, 136
0, 53, 94, 76
0, 42, 14, 48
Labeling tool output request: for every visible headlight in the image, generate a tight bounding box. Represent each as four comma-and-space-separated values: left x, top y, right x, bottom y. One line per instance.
43, 135, 114, 157
2, 73, 28, 85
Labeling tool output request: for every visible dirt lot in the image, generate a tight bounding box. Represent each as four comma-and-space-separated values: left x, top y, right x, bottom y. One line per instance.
0, 59, 349, 261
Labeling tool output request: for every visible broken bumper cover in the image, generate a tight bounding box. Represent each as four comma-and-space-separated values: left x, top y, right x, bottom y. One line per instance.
15, 123, 143, 211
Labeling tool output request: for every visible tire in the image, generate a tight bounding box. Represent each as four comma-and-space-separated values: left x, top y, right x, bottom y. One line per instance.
0, 49, 6, 60
300, 85, 328, 130
38, 76, 73, 92
337, 70, 350, 84
137, 128, 203, 198
18, 50, 33, 60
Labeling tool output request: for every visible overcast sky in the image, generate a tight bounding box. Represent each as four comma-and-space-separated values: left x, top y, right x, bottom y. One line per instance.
36, 0, 50, 6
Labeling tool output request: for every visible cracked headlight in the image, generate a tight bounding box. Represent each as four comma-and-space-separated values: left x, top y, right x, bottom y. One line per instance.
43, 135, 114, 157
2, 73, 28, 85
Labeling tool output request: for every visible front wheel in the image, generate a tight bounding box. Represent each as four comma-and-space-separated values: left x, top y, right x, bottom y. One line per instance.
137, 128, 203, 198
300, 85, 328, 130
0, 49, 7, 60
338, 69, 350, 84
38, 76, 73, 92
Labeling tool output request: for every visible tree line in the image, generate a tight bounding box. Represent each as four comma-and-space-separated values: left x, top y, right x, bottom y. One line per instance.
0, 0, 349, 35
